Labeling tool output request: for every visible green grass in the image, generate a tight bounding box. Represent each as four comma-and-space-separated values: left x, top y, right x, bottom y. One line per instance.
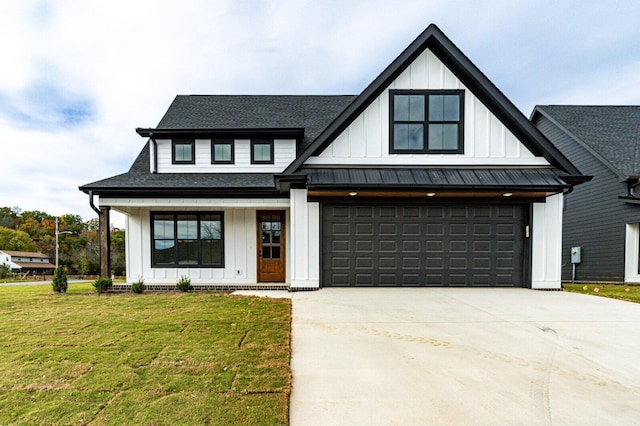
0, 284, 291, 425
564, 283, 640, 303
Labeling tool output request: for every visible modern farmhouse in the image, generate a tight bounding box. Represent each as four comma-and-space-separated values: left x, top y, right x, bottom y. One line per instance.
80, 24, 588, 290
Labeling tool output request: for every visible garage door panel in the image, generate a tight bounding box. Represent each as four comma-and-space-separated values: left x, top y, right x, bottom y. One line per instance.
322, 203, 526, 287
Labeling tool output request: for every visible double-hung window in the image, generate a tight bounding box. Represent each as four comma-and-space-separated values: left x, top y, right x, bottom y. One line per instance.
212, 139, 234, 164
152, 212, 224, 267
172, 139, 195, 164
390, 90, 464, 154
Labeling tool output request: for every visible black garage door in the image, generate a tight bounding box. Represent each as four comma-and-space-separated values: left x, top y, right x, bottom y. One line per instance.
321, 203, 526, 287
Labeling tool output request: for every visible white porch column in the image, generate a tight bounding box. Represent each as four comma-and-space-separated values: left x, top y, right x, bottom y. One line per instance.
290, 189, 320, 289
531, 193, 563, 289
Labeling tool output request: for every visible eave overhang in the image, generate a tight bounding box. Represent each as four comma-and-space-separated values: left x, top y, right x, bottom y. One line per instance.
136, 127, 305, 140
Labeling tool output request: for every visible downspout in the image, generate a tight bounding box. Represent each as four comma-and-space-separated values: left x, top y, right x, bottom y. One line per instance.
150, 134, 158, 174
88, 190, 100, 215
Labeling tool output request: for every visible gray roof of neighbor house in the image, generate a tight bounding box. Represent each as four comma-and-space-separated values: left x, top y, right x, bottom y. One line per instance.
534, 106, 640, 178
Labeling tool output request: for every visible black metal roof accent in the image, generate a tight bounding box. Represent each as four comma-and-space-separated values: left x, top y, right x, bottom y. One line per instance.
299, 167, 571, 191
532, 105, 640, 179
282, 24, 582, 176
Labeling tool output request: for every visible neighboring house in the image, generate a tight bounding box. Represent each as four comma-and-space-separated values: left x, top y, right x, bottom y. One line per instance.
0, 250, 55, 275
80, 24, 588, 290
532, 106, 640, 283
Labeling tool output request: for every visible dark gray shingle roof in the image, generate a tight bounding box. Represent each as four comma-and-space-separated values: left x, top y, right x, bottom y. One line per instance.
536, 106, 640, 177
80, 142, 278, 194
157, 95, 357, 150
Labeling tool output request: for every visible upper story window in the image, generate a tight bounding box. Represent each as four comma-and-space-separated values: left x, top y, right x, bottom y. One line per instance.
251, 138, 274, 164
211, 139, 234, 164
390, 90, 464, 154
172, 139, 195, 164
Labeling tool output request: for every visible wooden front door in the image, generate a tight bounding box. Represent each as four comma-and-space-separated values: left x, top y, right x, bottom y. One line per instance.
257, 211, 286, 282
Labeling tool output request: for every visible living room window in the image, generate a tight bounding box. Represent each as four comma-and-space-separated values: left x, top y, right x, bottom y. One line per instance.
390, 90, 464, 154
211, 139, 234, 164
172, 139, 195, 164
251, 139, 274, 164
152, 212, 224, 267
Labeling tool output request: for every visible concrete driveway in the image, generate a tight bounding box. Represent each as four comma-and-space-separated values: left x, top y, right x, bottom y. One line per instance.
289, 288, 640, 425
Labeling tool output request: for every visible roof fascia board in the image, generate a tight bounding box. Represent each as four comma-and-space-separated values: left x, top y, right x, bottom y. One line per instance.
136, 128, 305, 139
532, 107, 626, 181
284, 24, 581, 176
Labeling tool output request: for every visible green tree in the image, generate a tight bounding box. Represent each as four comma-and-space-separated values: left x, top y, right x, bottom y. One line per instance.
0, 227, 38, 251
0, 207, 20, 229
111, 229, 126, 276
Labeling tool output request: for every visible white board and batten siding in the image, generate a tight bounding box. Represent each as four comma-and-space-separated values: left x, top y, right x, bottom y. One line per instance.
153, 138, 297, 173
114, 199, 291, 285
306, 48, 549, 167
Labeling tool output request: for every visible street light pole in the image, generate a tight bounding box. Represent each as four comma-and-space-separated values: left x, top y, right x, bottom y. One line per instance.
55, 217, 73, 269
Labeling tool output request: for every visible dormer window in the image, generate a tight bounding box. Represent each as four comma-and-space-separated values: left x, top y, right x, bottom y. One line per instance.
251, 139, 274, 164
172, 139, 195, 164
390, 90, 464, 154
212, 139, 234, 164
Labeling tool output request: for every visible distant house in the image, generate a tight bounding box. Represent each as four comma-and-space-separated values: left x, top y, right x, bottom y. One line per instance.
80, 24, 588, 290
532, 106, 640, 283
0, 250, 55, 275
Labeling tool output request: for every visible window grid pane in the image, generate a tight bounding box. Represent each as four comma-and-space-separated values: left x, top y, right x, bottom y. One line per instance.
214, 144, 232, 162
392, 91, 462, 153
174, 143, 193, 162
253, 143, 272, 162
152, 213, 224, 267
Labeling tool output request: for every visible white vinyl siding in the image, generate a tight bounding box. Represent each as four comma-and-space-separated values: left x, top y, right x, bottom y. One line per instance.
309, 48, 546, 167
155, 138, 296, 173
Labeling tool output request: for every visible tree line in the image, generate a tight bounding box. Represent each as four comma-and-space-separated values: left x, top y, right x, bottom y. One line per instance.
0, 206, 124, 276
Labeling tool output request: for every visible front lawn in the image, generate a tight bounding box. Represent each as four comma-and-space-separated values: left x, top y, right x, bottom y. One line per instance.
0, 284, 291, 425
564, 283, 640, 303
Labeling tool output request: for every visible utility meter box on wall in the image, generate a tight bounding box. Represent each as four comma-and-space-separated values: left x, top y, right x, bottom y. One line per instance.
571, 246, 581, 264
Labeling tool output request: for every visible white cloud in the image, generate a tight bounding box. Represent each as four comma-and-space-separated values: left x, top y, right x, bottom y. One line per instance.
0, 0, 639, 228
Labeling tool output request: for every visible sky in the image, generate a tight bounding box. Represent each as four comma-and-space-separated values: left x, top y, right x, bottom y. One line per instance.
1, 0, 639, 228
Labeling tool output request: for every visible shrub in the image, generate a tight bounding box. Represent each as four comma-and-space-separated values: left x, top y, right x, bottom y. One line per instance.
0, 264, 9, 279
51, 267, 68, 293
176, 276, 192, 292
131, 279, 145, 294
93, 277, 113, 293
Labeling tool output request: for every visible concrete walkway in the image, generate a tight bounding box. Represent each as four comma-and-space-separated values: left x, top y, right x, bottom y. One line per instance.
289, 288, 640, 425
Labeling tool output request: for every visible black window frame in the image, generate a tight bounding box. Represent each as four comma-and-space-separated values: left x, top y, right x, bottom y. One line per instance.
172, 138, 196, 164
151, 211, 225, 268
211, 138, 235, 164
389, 89, 465, 154
251, 138, 275, 164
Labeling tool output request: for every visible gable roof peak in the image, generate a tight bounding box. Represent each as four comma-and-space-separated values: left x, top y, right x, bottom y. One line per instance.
283, 24, 581, 176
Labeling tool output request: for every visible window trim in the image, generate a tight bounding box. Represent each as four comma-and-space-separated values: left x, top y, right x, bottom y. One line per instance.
211, 138, 235, 164
172, 139, 196, 164
251, 139, 275, 164
389, 89, 465, 154
151, 211, 225, 268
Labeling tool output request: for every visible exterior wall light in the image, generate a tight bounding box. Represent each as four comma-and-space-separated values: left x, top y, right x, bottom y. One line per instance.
349, 192, 358, 196
503, 192, 513, 197
426, 192, 436, 197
